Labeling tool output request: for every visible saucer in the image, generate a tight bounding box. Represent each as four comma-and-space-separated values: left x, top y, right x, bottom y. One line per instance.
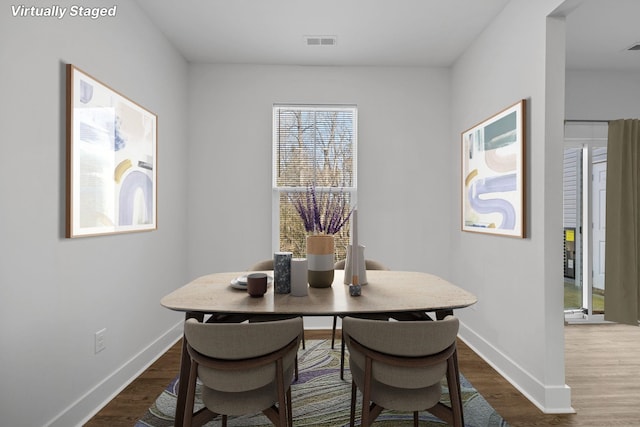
230, 275, 273, 290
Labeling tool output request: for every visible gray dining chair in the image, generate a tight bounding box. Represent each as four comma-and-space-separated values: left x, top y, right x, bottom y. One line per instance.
249, 259, 275, 271
182, 316, 303, 427
333, 259, 393, 379
342, 315, 463, 427
248, 259, 305, 349
332, 258, 389, 348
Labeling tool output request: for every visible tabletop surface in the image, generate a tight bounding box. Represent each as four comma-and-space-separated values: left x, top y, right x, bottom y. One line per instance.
161, 270, 477, 315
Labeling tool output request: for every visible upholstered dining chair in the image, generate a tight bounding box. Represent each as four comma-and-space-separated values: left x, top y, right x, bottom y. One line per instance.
333, 259, 391, 379
342, 316, 464, 427
332, 258, 389, 348
248, 259, 305, 350
249, 259, 276, 271
182, 317, 303, 427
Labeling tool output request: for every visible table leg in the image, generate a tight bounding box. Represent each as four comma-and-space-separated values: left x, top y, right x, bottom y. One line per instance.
435, 309, 453, 320
174, 312, 204, 427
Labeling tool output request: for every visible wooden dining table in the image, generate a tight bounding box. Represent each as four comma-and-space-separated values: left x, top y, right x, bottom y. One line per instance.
161, 269, 477, 427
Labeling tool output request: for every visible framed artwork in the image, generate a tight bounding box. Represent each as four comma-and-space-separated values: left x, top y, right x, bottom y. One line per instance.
461, 100, 526, 238
66, 64, 157, 237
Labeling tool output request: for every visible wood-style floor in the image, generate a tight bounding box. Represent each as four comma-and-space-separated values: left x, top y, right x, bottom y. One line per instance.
85, 324, 640, 427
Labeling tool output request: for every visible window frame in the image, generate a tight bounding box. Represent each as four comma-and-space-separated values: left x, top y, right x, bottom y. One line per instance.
271, 104, 358, 254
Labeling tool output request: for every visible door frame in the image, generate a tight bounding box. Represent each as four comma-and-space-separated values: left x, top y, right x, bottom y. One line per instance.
563, 122, 607, 323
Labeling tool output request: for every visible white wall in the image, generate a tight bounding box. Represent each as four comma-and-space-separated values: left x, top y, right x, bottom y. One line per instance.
187, 65, 452, 281
566, 69, 640, 119
450, 0, 572, 413
0, 2, 188, 426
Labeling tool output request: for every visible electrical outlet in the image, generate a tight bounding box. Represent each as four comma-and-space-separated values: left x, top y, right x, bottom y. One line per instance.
95, 328, 106, 354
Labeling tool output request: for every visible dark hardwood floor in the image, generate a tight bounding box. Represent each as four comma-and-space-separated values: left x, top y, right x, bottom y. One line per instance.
85, 324, 640, 426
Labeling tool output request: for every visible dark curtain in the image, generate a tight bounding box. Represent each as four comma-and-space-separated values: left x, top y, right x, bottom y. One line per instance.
604, 119, 640, 325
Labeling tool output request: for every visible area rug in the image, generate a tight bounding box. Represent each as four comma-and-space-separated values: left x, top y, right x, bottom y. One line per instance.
136, 340, 509, 427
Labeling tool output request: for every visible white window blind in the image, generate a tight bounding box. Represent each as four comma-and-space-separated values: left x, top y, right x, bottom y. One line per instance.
272, 105, 357, 258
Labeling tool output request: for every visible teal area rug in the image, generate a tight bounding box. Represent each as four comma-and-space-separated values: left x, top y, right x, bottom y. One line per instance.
136, 339, 509, 426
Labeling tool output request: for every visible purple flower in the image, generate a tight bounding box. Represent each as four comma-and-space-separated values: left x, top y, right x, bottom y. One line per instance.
289, 184, 353, 235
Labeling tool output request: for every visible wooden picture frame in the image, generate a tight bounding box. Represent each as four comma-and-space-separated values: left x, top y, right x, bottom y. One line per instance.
461, 100, 526, 238
66, 64, 157, 237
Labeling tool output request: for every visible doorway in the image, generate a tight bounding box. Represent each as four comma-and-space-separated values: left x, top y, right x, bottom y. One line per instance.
563, 122, 607, 322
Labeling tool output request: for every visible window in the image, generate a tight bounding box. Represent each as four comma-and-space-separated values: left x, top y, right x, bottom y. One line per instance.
272, 105, 357, 259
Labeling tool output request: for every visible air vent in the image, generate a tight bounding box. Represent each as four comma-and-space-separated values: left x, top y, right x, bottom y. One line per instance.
305, 36, 337, 46
627, 43, 640, 51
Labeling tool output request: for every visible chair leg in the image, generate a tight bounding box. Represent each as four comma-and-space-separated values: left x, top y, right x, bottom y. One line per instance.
221, 415, 227, 427
287, 386, 293, 427
350, 381, 357, 427
275, 359, 287, 427
447, 349, 465, 427
361, 357, 372, 427
183, 358, 199, 427
331, 315, 338, 349
413, 411, 419, 427
340, 336, 346, 380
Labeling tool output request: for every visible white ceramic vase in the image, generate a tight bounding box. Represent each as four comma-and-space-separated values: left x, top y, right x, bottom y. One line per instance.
343, 244, 367, 285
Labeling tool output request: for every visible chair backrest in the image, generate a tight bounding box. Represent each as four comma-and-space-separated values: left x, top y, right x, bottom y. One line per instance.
249, 259, 274, 271
342, 316, 459, 389
334, 259, 389, 270
184, 317, 303, 392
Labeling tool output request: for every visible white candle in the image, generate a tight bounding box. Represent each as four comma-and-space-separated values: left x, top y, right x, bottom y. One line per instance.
290, 258, 308, 296
351, 208, 359, 285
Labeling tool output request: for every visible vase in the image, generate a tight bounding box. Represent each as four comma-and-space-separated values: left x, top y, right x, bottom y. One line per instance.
273, 252, 292, 294
343, 244, 367, 285
290, 258, 308, 296
306, 234, 335, 288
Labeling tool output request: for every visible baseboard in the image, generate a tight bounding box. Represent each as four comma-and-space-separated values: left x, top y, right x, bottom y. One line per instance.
303, 316, 335, 329
458, 321, 574, 414
47, 320, 184, 427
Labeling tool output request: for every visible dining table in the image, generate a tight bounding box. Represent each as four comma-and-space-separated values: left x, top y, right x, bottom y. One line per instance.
161, 269, 477, 427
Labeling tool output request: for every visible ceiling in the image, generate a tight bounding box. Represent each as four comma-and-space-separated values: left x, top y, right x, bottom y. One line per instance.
565, 0, 640, 71
135, 0, 640, 71
133, 0, 510, 67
